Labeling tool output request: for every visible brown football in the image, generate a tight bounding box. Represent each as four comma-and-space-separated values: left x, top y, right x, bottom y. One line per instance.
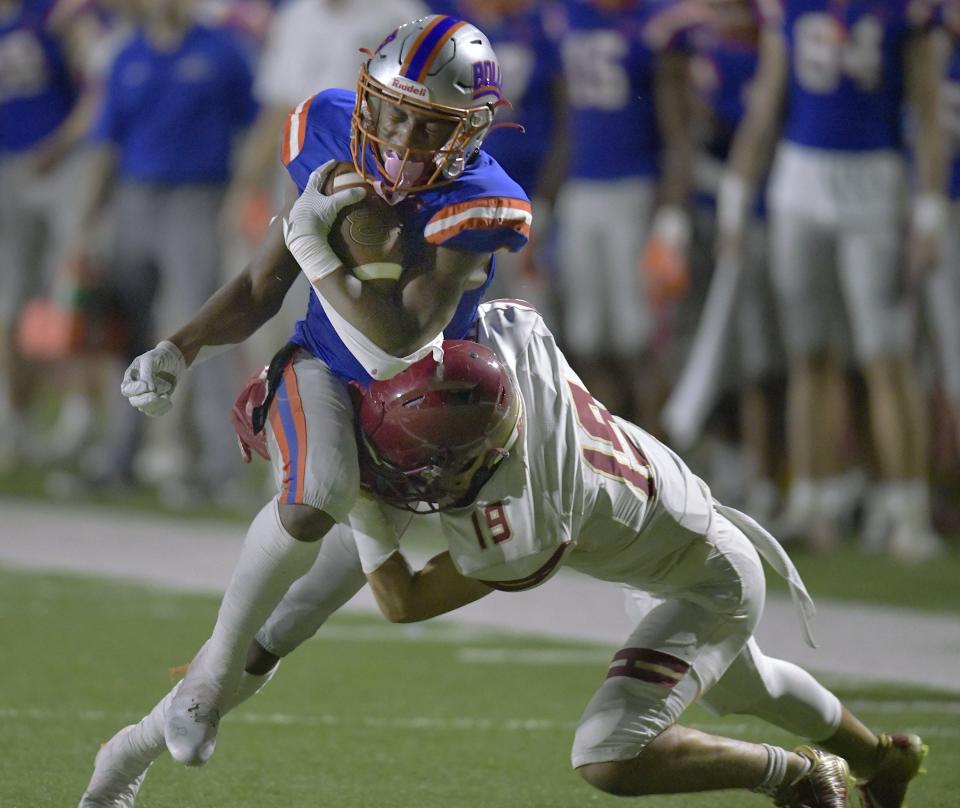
322, 162, 403, 283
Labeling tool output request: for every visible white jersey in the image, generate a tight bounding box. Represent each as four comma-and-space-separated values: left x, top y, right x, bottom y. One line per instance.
354, 301, 718, 592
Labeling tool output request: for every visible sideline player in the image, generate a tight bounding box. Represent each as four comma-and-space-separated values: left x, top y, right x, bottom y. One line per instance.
547, 0, 705, 422
112, 14, 531, 771
80, 302, 927, 807
716, 0, 948, 558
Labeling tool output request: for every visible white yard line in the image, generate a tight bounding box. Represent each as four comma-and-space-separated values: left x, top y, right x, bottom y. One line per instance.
1, 705, 958, 738
4, 500, 960, 692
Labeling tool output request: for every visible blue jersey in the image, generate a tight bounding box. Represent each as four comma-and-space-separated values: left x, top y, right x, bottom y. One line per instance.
764, 0, 937, 152
691, 31, 759, 160
0, 0, 77, 153
945, 11, 960, 199
552, 0, 705, 180
426, 1, 563, 196
282, 89, 531, 385
90, 25, 257, 183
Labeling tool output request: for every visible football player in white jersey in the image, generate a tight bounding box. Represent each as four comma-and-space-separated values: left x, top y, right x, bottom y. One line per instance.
81, 300, 926, 807
349, 300, 925, 807
715, 0, 949, 559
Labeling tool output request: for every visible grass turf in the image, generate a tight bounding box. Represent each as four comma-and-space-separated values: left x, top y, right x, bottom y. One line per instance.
2, 568, 958, 807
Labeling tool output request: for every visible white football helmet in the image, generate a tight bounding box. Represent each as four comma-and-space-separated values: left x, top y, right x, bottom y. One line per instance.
351, 15, 505, 195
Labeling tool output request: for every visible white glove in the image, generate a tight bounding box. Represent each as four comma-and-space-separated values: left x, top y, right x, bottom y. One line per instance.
120, 340, 186, 416
283, 160, 367, 284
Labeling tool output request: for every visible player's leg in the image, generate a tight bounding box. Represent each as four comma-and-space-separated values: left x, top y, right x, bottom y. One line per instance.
572, 509, 850, 803
838, 225, 943, 559
769, 208, 850, 547
703, 638, 926, 807
165, 353, 361, 765
80, 524, 366, 805
605, 179, 657, 424
923, 200, 960, 449
736, 221, 785, 521
154, 186, 244, 499
555, 181, 616, 406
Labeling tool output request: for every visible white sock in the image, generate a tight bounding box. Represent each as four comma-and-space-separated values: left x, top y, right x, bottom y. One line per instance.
752, 744, 792, 796
111, 666, 278, 772
195, 499, 322, 688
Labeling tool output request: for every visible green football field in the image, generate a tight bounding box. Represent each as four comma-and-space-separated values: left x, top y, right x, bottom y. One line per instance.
3, 568, 958, 808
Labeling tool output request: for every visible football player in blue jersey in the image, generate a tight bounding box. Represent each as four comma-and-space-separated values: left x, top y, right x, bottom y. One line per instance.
717, 0, 949, 560
99, 13, 533, 782
0, 0, 97, 467
547, 0, 707, 424
663, 0, 787, 524
925, 3, 960, 465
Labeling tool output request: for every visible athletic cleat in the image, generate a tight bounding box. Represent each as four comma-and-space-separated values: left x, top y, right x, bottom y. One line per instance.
164, 686, 221, 766
78, 725, 156, 807
775, 746, 852, 807
858, 733, 928, 808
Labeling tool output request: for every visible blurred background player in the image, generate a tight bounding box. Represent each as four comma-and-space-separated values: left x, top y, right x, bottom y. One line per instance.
547, 0, 705, 424
74, 0, 258, 503
718, 0, 948, 559
669, 0, 785, 521
0, 0, 100, 469
426, 0, 567, 325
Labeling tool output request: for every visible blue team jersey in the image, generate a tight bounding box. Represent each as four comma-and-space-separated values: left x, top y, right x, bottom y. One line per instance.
552, 0, 705, 180
0, 0, 77, 153
90, 25, 257, 183
282, 89, 531, 385
427, 1, 563, 196
764, 0, 936, 152
945, 15, 960, 199
691, 31, 759, 160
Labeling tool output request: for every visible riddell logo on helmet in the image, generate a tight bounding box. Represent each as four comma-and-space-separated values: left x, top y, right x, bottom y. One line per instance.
391, 77, 428, 98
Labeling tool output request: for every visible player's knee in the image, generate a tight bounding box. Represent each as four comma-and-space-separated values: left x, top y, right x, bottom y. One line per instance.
577, 761, 644, 796
277, 501, 336, 542
244, 640, 281, 676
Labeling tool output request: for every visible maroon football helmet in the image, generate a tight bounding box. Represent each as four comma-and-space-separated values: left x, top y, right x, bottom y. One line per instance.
357, 340, 522, 511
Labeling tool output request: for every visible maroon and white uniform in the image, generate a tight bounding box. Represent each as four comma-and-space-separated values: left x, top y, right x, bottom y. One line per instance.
349, 300, 828, 766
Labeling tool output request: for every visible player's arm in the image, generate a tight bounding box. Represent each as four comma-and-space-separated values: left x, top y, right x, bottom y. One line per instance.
313, 244, 491, 357
121, 202, 302, 416
904, 25, 950, 277
169, 207, 301, 365
717, 24, 788, 247
654, 49, 695, 209
367, 551, 494, 623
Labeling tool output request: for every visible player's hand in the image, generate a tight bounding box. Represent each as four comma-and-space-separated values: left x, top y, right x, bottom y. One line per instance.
642, 205, 691, 305
120, 340, 186, 416
906, 194, 948, 290
283, 160, 367, 283
231, 367, 270, 463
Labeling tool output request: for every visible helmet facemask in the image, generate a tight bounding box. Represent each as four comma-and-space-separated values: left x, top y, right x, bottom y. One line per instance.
351, 62, 495, 198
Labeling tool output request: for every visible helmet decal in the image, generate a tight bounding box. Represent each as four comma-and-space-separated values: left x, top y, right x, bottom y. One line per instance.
399, 16, 468, 84
471, 60, 502, 100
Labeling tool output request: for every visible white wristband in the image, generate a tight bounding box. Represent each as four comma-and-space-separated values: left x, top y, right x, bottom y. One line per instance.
282, 215, 343, 284
912, 193, 948, 236
651, 205, 691, 250
717, 173, 750, 237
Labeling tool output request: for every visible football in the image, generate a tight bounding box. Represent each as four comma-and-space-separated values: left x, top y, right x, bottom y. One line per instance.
322, 161, 403, 283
